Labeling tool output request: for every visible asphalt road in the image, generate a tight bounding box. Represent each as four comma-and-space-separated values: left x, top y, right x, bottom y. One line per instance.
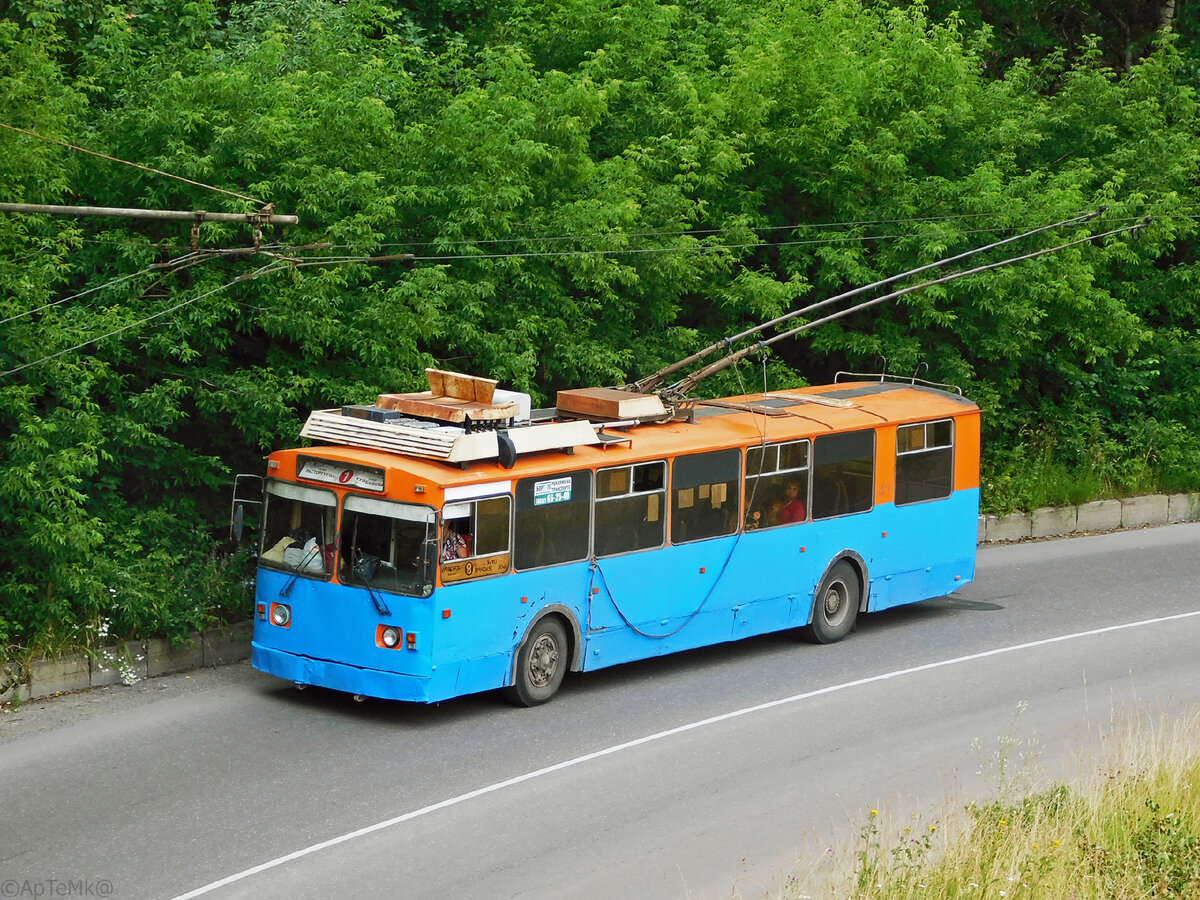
2, 524, 1199, 900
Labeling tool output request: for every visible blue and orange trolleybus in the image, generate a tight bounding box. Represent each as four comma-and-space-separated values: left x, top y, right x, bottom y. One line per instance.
248, 369, 979, 705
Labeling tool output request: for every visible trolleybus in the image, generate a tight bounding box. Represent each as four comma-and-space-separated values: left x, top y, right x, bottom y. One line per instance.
246, 369, 979, 705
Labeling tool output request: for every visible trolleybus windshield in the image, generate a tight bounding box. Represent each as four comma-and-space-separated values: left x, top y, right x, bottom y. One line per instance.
259, 481, 336, 578
340, 496, 437, 597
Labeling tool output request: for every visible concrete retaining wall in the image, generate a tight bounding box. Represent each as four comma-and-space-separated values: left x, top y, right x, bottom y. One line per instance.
5, 491, 1199, 704
2, 621, 252, 705
980, 492, 1200, 544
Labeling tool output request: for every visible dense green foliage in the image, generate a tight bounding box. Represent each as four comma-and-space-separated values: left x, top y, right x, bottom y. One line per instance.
2, 0, 1200, 656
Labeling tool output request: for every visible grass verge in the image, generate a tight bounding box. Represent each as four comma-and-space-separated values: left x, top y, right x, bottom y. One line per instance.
785, 706, 1200, 899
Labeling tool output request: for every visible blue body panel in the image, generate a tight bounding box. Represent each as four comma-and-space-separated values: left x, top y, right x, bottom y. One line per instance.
252, 488, 978, 703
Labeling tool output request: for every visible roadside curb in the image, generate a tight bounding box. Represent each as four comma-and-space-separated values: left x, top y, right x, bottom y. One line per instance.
6, 491, 1200, 705
976, 491, 1200, 544
1, 621, 252, 706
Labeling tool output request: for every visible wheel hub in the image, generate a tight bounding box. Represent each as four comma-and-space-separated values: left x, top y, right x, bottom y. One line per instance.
529, 635, 559, 687
824, 583, 845, 617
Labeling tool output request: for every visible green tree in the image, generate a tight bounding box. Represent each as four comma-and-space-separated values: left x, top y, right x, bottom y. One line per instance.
4, 0, 1200, 656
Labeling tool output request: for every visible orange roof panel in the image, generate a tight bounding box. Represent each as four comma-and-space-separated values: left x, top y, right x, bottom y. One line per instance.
272, 382, 979, 499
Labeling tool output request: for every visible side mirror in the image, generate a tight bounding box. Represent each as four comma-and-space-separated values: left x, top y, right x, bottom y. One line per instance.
229, 473, 263, 542
232, 503, 246, 542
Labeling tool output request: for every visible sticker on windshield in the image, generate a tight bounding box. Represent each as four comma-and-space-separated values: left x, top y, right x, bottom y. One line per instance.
533, 477, 573, 506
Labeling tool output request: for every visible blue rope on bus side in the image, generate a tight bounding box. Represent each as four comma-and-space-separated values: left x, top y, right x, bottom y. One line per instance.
587, 431, 771, 640
587, 531, 743, 640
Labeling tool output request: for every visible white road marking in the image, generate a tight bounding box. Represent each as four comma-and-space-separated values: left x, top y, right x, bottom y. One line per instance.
172, 609, 1200, 899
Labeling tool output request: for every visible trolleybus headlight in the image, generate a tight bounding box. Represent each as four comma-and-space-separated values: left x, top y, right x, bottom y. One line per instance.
270, 603, 292, 627
380, 626, 402, 648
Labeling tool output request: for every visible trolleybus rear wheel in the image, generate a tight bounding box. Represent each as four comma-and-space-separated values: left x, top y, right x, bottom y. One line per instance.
506, 617, 568, 706
804, 560, 859, 644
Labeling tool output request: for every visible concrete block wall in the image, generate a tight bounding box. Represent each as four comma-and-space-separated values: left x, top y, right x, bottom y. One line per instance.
1032, 505, 1077, 539
1076, 499, 1122, 532
28, 653, 90, 698
1169, 492, 1200, 522
202, 621, 254, 667
1122, 494, 1170, 528
146, 637, 204, 678
981, 492, 1200, 544
1, 661, 30, 705
5, 624, 252, 704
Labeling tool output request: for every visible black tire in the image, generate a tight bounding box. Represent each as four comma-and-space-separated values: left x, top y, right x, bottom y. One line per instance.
505, 617, 569, 707
803, 560, 860, 644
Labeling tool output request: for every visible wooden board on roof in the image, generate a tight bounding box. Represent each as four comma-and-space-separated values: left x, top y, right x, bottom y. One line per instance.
556, 387, 668, 421
425, 368, 497, 403
376, 368, 519, 424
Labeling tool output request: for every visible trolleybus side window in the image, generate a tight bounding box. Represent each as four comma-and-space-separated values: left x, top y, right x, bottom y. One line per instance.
260, 481, 337, 578
895, 419, 954, 505
441, 495, 512, 582
672, 449, 740, 543
811, 430, 875, 520
340, 496, 436, 597
744, 439, 810, 529
514, 470, 592, 571
594, 461, 666, 557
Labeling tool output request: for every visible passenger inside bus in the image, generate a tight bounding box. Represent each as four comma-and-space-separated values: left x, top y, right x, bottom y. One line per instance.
771, 480, 807, 524
442, 520, 471, 561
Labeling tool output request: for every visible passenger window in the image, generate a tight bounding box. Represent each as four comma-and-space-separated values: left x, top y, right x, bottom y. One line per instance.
594, 461, 666, 556
514, 470, 592, 570
441, 495, 511, 582
811, 431, 875, 519
744, 440, 810, 529
896, 420, 954, 504
672, 449, 740, 543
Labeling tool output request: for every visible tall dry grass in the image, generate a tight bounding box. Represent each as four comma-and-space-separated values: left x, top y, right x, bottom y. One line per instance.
786, 706, 1200, 899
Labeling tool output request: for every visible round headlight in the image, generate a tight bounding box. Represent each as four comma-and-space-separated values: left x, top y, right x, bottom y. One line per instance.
270, 603, 291, 627
381, 626, 402, 648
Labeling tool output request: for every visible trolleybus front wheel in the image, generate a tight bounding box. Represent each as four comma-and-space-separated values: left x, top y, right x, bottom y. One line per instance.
804, 560, 859, 644
505, 617, 568, 707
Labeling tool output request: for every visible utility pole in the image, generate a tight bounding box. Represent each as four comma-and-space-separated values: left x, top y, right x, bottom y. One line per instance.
0, 202, 299, 250
0, 202, 298, 226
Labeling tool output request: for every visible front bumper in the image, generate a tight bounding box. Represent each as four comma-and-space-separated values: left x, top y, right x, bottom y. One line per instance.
252, 643, 434, 703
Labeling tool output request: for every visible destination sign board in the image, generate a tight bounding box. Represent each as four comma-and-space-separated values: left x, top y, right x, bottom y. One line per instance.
298, 457, 385, 493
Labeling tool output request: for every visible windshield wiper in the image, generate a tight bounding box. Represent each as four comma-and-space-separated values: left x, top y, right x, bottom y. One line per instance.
353, 550, 392, 616
279, 544, 322, 598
